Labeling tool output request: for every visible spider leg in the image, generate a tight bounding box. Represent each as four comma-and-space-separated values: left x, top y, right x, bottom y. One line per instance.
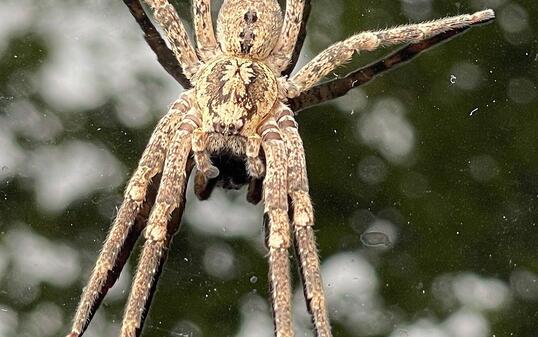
193, 0, 221, 61
123, 0, 190, 87
282, 0, 312, 77
259, 118, 294, 337
288, 26, 471, 112
123, 161, 194, 337
269, 0, 307, 73
192, 129, 220, 179
66, 93, 193, 337
194, 169, 218, 200
66, 175, 159, 337
142, 0, 201, 78
246, 135, 265, 178
245, 135, 265, 204
276, 104, 332, 337
120, 120, 195, 337
286, 9, 495, 95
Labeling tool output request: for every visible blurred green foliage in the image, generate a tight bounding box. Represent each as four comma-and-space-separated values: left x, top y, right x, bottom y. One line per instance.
0, 1, 537, 337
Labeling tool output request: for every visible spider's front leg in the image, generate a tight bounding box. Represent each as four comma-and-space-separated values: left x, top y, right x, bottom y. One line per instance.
260, 118, 295, 337
282, 0, 312, 76
192, 0, 221, 61
123, 0, 190, 87
66, 93, 193, 337
269, 0, 307, 72
276, 104, 332, 337
286, 9, 495, 95
142, 0, 200, 78
120, 113, 198, 337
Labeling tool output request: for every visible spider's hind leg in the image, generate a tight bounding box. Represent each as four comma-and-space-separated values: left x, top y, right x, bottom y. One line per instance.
259, 117, 294, 337
66, 93, 193, 337
120, 121, 195, 337
282, 0, 312, 77
66, 176, 157, 337
277, 104, 332, 337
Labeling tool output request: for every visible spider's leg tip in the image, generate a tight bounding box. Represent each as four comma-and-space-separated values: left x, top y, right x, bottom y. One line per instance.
474, 9, 495, 23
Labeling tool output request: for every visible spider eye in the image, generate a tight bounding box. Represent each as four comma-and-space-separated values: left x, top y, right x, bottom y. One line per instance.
244, 10, 258, 24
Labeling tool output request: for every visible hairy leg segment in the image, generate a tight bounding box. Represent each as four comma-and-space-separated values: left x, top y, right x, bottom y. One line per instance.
277, 104, 331, 337
192, 0, 220, 61
142, 0, 200, 78
269, 0, 307, 72
66, 93, 193, 337
259, 117, 294, 337
120, 119, 196, 337
287, 10, 495, 95
288, 26, 471, 112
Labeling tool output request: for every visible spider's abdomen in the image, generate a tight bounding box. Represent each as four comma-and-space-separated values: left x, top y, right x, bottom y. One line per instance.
216, 0, 282, 59
195, 56, 279, 136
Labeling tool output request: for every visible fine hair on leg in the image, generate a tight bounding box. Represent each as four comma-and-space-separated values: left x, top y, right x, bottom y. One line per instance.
282, 0, 312, 76
269, 0, 306, 72
288, 10, 495, 94
277, 104, 332, 337
260, 117, 294, 337
142, 0, 200, 78
122, 0, 190, 87
288, 26, 471, 112
192, 0, 220, 61
66, 93, 193, 337
120, 122, 194, 337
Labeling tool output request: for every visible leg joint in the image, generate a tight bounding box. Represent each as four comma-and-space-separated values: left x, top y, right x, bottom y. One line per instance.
266, 209, 291, 249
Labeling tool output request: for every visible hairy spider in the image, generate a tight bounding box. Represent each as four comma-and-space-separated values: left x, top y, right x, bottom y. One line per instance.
66, 1, 494, 337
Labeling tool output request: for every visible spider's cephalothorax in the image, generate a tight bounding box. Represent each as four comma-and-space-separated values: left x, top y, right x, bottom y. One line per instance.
66, 1, 495, 336
195, 56, 278, 137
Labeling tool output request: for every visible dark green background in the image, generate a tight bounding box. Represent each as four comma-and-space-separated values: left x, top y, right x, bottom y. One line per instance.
0, 1, 536, 336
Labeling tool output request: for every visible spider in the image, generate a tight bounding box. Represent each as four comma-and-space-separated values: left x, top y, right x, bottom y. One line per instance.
66, 1, 495, 336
